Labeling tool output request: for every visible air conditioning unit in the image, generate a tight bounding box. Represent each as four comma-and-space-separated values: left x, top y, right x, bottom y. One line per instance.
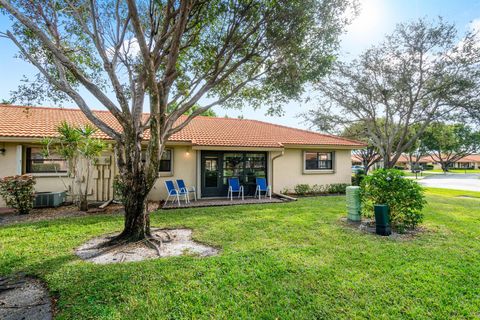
34, 191, 66, 208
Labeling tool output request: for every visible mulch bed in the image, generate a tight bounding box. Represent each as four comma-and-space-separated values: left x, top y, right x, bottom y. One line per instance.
339, 217, 428, 240
0, 203, 125, 226
75, 228, 219, 264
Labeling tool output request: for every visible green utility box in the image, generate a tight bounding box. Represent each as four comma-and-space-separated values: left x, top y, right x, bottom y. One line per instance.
374, 204, 391, 236
346, 186, 361, 222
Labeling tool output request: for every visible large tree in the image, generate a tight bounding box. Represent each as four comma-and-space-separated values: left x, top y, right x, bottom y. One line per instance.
422, 122, 480, 173
0, 0, 352, 244
304, 18, 480, 168
341, 121, 379, 173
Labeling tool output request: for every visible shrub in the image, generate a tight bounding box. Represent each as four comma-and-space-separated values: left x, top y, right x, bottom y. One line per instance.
424, 164, 434, 170
326, 183, 348, 194
311, 184, 326, 195
360, 169, 426, 231
0, 175, 36, 214
351, 170, 365, 186
294, 184, 311, 196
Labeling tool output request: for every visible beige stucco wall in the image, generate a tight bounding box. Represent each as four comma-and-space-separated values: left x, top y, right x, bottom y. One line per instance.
147, 146, 197, 201
272, 148, 352, 193
0, 143, 20, 206
1, 141, 355, 206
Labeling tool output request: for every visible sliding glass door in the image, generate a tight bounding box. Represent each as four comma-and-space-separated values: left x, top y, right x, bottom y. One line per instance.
201, 151, 267, 197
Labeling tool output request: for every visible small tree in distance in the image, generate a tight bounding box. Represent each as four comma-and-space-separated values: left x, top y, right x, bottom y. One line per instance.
42, 122, 106, 211
422, 123, 480, 173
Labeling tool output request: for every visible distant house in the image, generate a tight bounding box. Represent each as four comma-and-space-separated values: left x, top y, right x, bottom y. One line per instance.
429, 154, 480, 170
0, 105, 364, 206
352, 153, 480, 171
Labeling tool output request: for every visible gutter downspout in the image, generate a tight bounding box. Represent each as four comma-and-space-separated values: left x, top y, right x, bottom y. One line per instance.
271, 150, 284, 194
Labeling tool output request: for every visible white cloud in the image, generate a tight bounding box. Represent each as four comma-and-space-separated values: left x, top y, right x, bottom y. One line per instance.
469, 18, 480, 33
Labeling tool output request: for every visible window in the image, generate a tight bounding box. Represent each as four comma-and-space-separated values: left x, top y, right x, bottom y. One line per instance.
305, 151, 333, 170
159, 149, 172, 172
26, 147, 68, 173
141, 149, 173, 173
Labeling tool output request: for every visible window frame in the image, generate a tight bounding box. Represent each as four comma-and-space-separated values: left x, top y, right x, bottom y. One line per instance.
303, 150, 335, 173
159, 148, 173, 173
25, 146, 68, 174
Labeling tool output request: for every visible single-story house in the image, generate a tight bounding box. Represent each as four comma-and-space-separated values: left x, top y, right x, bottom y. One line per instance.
437, 154, 480, 170
355, 153, 480, 171
0, 105, 364, 206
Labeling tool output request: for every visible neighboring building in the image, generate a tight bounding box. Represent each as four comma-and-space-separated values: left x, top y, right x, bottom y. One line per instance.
352, 153, 480, 170
429, 154, 480, 170
0, 105, 364, 206
394, 155, 433, 170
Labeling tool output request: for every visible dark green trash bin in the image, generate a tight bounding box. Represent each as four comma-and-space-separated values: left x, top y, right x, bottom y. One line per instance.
374, 204, 391, 236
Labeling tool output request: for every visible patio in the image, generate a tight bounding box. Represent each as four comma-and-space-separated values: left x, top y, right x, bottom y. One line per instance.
162, 196, 287, 209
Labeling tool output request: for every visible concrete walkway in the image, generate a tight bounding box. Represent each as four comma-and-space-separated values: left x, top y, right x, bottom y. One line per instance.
416, 173, 480, 192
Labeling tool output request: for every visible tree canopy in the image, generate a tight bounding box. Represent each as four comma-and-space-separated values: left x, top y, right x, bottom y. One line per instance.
304, 18, 480, 168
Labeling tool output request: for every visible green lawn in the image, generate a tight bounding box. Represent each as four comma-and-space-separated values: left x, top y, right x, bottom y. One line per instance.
1, 189, 480, 319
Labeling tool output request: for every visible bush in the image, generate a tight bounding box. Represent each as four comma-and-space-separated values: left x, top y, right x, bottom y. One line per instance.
360, 169, 426, 231
294, 184, 311, 196
424, 164, 434, 170
351, 170, 365, 186
311, 184, 325, 195
292, 183, 348, 196
326, 183, 348, 194
0, 175, 36, 215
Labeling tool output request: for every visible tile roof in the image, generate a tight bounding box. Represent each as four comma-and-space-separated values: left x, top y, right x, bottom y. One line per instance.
0, 105, 364, 148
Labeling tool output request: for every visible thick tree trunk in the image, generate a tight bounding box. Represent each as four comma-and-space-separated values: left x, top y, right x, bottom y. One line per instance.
119, 190, 151, 241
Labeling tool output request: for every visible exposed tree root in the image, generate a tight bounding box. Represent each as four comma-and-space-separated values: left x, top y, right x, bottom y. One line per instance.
85, 230, 174, 259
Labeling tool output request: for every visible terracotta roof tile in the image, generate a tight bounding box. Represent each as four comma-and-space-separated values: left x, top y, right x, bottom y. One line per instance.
0, 105, 364, 148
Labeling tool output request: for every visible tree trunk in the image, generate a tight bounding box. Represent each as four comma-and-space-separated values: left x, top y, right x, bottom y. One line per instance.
79, 197, 88, 211
113, 168, 152, 242
383, 157, 393, 169
121, 195, 150, 241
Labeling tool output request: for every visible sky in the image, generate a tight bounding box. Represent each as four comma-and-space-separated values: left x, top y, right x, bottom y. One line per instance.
0, 0, 479, 129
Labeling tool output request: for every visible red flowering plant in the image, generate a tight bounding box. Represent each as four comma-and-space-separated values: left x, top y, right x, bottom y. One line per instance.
0, 175, 36, 214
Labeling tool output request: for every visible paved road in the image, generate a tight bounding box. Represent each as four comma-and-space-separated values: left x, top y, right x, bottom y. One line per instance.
416, 173, 480, 192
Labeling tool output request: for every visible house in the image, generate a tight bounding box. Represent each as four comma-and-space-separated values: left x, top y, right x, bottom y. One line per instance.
394, 155, 434, 170
428, 154, 480, 170
0, 105, 364, 206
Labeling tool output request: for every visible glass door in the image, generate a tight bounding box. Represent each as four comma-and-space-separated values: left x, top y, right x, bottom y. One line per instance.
201, 153, 223, 197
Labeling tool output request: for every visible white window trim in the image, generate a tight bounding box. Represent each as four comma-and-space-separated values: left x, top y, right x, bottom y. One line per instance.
302, 150, 335, 174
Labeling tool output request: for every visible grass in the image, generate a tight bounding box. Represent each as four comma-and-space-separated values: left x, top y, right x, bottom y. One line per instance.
1, 190, 480, 319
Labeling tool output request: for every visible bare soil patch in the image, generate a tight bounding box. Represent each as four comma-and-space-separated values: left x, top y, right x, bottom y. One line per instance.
76, 228, 219, 264
0, 201, 161, 226
0, 274, 53, 320
340, 217, 428, 240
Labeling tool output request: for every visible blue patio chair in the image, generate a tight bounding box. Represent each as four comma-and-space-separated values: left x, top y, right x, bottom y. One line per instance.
176, 179, 197, 201
227, 177, 244, 201
255, 177, 272, 200
164, 180, 189, 206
